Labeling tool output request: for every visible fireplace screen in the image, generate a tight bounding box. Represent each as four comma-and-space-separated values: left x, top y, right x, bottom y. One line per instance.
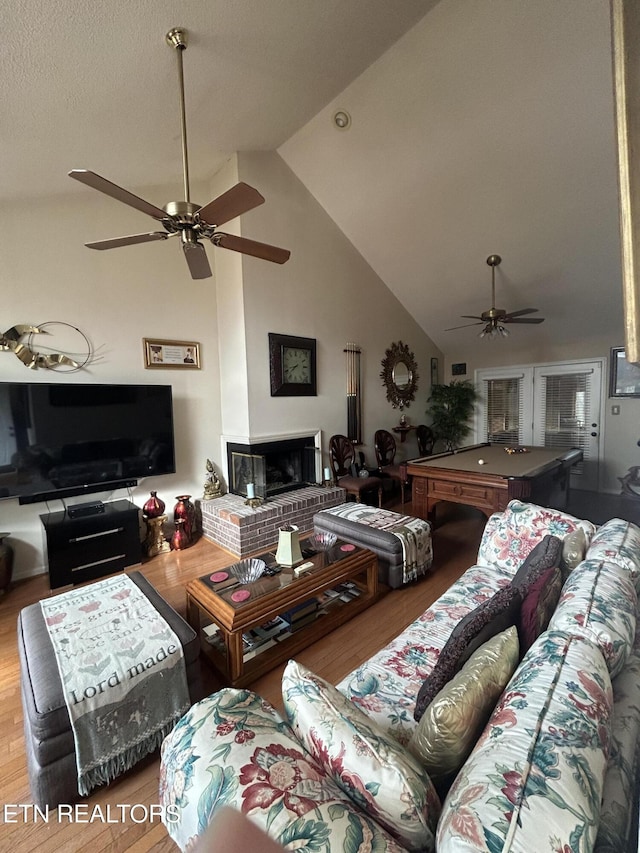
227, 437, 317, 499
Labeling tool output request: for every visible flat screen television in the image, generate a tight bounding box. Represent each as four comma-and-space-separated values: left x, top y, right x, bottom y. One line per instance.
0, 382, 176, 504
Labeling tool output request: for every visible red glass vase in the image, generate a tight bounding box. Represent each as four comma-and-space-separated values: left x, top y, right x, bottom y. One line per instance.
173, 495, 196, 543
171, 518, 189, 551
143, 490, 165, 518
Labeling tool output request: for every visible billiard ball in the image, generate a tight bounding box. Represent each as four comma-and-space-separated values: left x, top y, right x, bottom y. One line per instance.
478, 459, 485, 465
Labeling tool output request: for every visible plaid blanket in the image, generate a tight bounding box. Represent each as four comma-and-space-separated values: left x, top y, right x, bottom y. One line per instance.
322, 503, 433, 583
40, 574, 190, 796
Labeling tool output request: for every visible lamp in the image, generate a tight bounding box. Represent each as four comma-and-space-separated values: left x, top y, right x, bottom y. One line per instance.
479, 321, 510, 339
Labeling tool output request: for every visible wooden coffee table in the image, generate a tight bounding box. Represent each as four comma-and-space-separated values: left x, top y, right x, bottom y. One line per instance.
185, 541, 379, 688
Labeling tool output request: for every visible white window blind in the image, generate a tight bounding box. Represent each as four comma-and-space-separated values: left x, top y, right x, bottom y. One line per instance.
482, 376, 524, 445
534, 370, 593, 474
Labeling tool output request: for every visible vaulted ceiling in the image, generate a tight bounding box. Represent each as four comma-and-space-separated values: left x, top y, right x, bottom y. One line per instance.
3, 0, 624, 362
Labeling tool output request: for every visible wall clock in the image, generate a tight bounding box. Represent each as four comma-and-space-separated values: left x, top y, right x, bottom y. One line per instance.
269, 333, 317, 396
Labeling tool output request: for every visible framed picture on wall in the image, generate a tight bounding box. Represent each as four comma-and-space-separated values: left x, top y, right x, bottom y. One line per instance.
610, 347, 640, 397
143, 338, 201, 369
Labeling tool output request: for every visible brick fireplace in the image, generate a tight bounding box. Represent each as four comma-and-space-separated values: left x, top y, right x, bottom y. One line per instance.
200, 485, 346, 557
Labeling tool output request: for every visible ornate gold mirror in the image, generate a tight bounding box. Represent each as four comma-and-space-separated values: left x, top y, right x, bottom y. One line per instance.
380, 341, 419, 410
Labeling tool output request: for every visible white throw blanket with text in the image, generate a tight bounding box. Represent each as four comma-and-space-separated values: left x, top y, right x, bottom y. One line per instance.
41, 573, 190, 796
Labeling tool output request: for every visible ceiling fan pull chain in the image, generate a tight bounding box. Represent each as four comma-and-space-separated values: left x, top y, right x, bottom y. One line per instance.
167, 28, 191, 203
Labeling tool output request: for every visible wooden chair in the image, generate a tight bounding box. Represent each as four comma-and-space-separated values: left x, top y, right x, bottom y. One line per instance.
416, 424, 435, 457
329, 434, 383, 507
374, 429, 408, 505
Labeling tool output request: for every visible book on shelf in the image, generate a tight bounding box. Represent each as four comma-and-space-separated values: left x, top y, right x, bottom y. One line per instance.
336, 582, 362, 599
243, 638, 278, 661
282, 598, 319, 625
324, 588, 341, 599
254, 616, 289, 641
288, 611, 318, 632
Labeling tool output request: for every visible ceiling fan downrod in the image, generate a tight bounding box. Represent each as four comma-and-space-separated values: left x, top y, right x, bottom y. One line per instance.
486, 254, 501, 314
166, 28, 191, 204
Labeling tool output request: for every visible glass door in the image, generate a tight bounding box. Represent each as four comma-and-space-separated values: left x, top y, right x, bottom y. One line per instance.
532, 362, 603, 491
475, 359, 604, 491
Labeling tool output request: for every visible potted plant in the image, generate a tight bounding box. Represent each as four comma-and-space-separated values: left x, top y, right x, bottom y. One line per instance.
427, 380, 478, 451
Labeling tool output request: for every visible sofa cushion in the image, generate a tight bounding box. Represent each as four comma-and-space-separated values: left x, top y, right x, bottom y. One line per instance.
436, 631, 613, 853
408, 626, 519, 796
477, 500, 597, 574
518, 566, 563, 652
549, 558, 638, 678
159, 689, 407, 853
510, 534, 562, 595
414, 584, 521, 722
282, 659, 440, 852
338, 563, 513, 745
595, 618, 640, 853
586, 518, 640, 588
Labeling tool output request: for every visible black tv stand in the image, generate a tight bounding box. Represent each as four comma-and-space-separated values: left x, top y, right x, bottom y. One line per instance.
40, 499, 141, 589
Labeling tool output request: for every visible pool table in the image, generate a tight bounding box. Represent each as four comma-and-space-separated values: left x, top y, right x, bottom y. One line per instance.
405, 443, 583, 521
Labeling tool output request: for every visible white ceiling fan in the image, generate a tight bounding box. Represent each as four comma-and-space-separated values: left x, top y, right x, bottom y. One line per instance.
446, 254, 545, 337
69, 28, 290, 280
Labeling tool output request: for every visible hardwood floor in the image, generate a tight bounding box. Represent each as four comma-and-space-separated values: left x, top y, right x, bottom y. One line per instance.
0, 501, 486, 852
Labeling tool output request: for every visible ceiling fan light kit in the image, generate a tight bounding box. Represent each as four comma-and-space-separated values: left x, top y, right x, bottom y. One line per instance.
69, 28, 290, 280
446, 254, 545, 338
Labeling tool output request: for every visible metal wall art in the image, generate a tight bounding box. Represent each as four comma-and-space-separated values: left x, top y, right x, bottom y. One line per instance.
380, 341, 419, 410
1, 322, 93, 370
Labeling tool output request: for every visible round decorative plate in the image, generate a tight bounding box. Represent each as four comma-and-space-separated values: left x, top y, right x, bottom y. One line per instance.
210, 571, 229, 583
340, 543, 356, 552
231, 589, 251, 603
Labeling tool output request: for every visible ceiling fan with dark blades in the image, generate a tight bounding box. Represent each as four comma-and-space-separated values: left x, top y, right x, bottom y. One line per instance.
445, 254, 545, 337
69, 28, 290, 280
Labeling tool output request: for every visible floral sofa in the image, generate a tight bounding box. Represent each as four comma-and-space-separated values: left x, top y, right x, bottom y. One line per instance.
159, 500, 640, 853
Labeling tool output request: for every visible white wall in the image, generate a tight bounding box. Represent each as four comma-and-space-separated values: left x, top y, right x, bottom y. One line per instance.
234, 150, 441, 470
1, 180, 222, 579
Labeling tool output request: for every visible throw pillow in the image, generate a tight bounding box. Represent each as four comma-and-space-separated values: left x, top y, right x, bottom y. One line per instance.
413, 583, 521, 722
476, 499, 596, 572
281, 659, 440, 852
561, 528, 588, 579
518, 566, 563, 652
511, 534, 562, 595
408, 626, 519, 797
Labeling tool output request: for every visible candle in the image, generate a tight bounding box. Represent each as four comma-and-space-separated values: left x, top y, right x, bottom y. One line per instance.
324, 467, 331, 481
246, 483, 255, 499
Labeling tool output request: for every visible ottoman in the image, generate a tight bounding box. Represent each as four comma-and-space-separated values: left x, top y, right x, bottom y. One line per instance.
313, 502, 433, 589
18, 570, 202, 808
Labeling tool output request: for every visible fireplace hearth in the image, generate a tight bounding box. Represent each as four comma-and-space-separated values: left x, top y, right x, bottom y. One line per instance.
226, 435, 318, 500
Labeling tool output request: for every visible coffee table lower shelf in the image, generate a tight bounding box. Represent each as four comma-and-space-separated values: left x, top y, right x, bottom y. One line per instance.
186, 547, 379, 688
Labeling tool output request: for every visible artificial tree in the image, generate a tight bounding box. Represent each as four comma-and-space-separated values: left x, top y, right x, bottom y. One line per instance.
427, 380, 478, 451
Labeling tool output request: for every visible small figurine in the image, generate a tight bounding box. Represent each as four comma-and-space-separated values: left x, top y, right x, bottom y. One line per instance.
203, 459, 223, 499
